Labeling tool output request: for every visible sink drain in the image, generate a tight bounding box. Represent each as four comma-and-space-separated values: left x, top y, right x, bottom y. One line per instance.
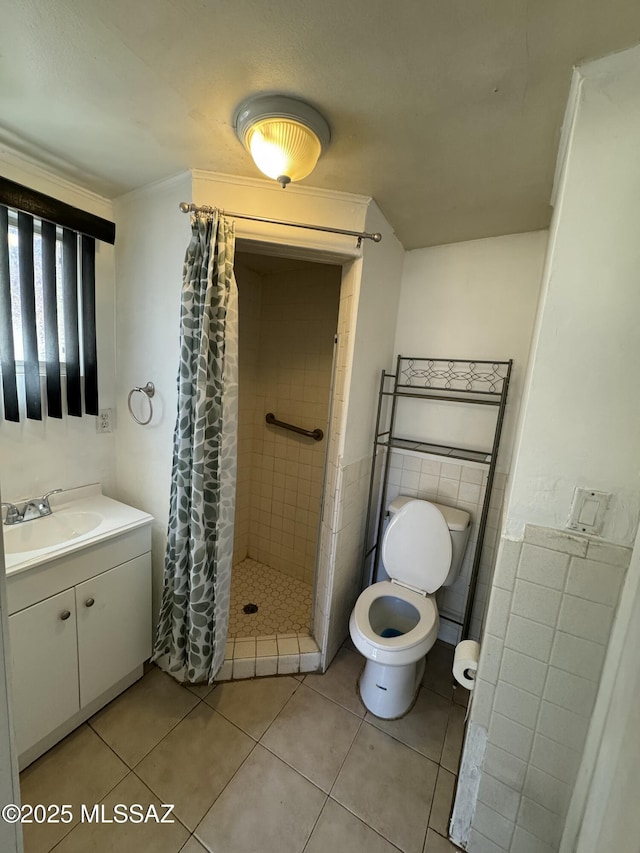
243, 603, 259, 614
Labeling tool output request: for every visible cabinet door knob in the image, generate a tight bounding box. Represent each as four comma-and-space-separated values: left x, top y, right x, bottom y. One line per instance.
60, 610, 71, 621
85, 598, 95, 608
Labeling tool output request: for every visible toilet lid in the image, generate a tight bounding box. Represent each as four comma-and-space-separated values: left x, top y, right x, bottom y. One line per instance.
381, 499, 452, 593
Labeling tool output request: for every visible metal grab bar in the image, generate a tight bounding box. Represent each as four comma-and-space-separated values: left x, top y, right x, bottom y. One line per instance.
265, 412, 324, 442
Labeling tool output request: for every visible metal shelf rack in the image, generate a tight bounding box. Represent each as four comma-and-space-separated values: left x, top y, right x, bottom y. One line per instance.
362, 356, 512, 639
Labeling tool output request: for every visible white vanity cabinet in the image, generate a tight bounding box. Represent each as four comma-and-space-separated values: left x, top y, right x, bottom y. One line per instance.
9, 589, 80, 757
7, 520, 152, 768
75, 554, 151, 707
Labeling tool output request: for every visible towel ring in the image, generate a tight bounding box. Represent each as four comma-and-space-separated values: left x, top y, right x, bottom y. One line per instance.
127, 381, 155, 425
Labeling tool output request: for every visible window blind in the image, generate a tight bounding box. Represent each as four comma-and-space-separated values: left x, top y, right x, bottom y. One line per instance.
17, 211, 41, 419
0, 207, 18, 421
41, 220, 62, 419
0, 178, 115, 422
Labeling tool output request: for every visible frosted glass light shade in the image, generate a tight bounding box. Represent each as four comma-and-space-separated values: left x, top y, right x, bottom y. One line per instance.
235, 94, 331, 188
247, 118, 322, 185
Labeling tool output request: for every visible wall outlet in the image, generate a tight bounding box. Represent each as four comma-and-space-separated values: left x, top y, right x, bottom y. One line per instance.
96, 409, 113, 434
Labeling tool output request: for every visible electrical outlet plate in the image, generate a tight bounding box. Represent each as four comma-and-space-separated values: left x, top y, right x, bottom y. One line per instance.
96, 409, 113, 433
567, 488, 611, 535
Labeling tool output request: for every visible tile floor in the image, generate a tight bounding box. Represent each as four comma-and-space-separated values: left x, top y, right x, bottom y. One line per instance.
19, 641, 467, 853
228, 558, 313, 637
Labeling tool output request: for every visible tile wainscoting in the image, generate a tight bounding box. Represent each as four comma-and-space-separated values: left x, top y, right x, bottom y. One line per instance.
387, 450, 507, 643
316, 455, 373, 666
454, 524, 631, 853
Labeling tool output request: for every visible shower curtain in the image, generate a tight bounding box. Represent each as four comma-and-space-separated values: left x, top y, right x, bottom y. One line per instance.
153, 210, 238, 684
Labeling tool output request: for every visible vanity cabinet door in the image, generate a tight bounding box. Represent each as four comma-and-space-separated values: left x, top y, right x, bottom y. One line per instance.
8, 589, 80, 756
76, 553, 152, 708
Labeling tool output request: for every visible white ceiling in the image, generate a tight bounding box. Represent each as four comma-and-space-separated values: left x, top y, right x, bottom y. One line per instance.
2, 1, 640, 249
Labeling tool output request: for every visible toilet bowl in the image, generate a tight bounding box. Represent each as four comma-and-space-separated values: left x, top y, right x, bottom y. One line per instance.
349, 496, 470, 719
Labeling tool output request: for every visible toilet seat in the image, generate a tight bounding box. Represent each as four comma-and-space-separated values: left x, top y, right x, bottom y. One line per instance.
350, 580, 438, 665
382, 499, 452, 592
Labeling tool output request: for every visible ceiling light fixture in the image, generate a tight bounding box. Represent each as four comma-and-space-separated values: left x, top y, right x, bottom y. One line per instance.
234, 94, 331, 188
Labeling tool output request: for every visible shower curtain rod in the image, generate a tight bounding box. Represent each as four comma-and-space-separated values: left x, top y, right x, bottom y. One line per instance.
178, 202, 382, 246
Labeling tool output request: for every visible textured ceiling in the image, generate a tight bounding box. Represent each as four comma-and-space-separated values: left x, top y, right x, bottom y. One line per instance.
1, 1, 640, 248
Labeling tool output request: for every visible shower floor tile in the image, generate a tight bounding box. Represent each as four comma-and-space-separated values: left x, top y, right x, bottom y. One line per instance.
229, 558, 313, 638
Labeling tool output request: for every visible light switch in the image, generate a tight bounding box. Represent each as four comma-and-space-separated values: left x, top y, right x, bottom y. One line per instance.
578, 498, 599, 527
567, 488, 611, 535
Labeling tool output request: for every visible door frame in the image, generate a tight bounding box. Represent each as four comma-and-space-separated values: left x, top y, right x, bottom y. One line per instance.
234, 238, 361, 664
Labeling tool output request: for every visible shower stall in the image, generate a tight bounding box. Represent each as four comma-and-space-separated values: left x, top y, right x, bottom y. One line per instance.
231, 252, 341, 642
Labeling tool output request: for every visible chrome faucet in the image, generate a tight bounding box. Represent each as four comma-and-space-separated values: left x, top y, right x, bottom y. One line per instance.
2, 489, 63, 525
42, 489, 63, 510
1, 502, 21, 525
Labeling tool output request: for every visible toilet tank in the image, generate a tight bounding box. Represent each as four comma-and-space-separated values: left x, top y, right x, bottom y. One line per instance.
381, 496, 471, 587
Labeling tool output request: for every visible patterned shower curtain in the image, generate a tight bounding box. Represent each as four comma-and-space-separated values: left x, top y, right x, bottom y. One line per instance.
153, 211, 238, 684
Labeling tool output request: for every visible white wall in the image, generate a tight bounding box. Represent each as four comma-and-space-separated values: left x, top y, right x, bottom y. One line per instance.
0, 147, 117, 503
504, 47, 640, 548
113, 172, 192, 618
389, 232, 546, 644
456, 43, 640, 853
394, 231, 547, 472
342, 200, 405, 466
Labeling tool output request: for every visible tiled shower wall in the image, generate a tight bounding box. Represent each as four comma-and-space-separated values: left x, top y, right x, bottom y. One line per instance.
386, 450, 506, 642
461, 525, 631, 853
233, 262, 262, 562
241, 264, 341, 584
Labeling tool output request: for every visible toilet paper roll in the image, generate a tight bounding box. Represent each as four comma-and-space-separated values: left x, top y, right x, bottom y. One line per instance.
453, 640, 481, 690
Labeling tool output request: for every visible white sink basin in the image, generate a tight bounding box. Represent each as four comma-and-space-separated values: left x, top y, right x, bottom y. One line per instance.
2, 486, 154, 575
4, 511, 103, 554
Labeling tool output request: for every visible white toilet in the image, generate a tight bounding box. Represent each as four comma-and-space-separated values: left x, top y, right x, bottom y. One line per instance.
350, 496, 470, 719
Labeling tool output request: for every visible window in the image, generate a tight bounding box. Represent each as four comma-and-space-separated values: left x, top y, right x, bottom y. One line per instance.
0, 176, 114, 424
7, 213, 66, 363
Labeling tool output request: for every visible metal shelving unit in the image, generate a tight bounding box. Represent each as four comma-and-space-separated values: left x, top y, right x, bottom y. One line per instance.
362, 356, 512, 639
